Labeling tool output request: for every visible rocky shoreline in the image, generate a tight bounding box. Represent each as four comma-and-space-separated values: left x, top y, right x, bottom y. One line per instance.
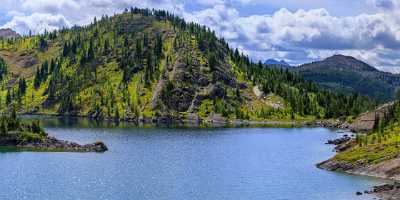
313, 119, 351, 129
369, 183, 400, 200
19, 136, 108, 152
314, 103, 400, 198
317, 135, 400, 200
325, 135, 354, 152
318, 156, 400, 199
0, 135, 108, 153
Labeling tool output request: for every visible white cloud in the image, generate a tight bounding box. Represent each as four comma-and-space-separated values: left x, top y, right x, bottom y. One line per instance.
1, 0, 187, 34
1, 13, 70, 35
183, 3, 400, 68
22, 0, 80, 13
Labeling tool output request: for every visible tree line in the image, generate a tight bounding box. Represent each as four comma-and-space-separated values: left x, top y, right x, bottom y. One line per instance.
1, 7, 377, 120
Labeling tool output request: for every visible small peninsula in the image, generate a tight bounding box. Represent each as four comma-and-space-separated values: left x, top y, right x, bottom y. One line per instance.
317, 100, 400, 199
0, 109, 108, 152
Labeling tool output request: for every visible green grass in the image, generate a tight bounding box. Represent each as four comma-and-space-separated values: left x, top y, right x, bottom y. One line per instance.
18, 132, 45, 142
334, 122, 400, 165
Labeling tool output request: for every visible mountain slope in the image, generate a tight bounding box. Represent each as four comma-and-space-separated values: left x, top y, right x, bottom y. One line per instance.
295, 55, 400, 101
0, 8, 375, 122
0, 28, 20, 39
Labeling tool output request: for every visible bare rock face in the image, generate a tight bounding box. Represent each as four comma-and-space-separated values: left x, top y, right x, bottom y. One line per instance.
317, 159, 356, 172
15, 52, 38, 68
209, 83, 226, 99
366, 183, 400, 200
164, 87, 195, 112
0, 28, 20, 39
349, 102, 395, 132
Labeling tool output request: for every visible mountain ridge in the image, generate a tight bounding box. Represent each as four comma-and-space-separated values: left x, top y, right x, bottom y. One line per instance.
313, 54, 377, 71
0, 8, 374, 122
0, 28, 20, 39
265, 59, 290, 67
295, 54, 400, 101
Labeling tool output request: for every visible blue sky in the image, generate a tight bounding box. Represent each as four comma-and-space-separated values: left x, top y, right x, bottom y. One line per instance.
184, 0, 374, 16
1, 0, 399, 71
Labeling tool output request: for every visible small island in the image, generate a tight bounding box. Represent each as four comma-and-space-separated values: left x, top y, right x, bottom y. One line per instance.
0, 110, 107, 152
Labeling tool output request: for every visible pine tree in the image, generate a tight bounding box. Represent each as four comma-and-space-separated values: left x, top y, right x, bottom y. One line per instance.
18, 78, 27, 96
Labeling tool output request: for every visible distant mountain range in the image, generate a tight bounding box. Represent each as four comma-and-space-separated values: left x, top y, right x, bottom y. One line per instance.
265, 59, 290, 67
294, 54, 400, 101
0, 28, 20, 39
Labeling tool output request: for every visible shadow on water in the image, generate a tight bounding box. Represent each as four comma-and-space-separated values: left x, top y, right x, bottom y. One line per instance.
20, 115, 193, 129
0, 146, 21, 153
19, 115, 300, 130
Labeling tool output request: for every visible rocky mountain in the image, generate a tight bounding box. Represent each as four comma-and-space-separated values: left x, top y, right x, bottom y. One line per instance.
265, 59, 290, 67
295, 55, 400, 101
0, 8, 374, 122
0, 28, 20, 39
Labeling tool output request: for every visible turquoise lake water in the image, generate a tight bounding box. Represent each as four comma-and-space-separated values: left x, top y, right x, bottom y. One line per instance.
0, 117, 386, 200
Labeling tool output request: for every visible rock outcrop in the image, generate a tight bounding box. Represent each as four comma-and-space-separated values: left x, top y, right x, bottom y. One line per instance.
17, 136, 108, 152
317, 159, 356, 172
313, 119, 350, 129
0, 134, 108, 153
325, 135, 354, 152
349, 102, 394, 132
326, 136, 351, 145
366, 183, 400, 200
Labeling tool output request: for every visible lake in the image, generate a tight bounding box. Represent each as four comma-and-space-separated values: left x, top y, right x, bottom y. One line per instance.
0, 117, 386, 200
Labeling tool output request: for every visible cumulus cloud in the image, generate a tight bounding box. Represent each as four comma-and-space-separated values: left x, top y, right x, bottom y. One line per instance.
1, 0, 185, 33
369, 0, 398, 10
2, 13, 70, 35
1, 0, 400, 70
184, 3, 400, 68
22, 0, 81, 13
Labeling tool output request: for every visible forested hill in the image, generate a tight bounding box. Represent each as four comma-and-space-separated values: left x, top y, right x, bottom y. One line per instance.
0, 8, 375, 122
295, 55, 400, 101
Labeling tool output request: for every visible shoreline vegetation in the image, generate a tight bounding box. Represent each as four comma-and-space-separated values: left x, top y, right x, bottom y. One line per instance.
22, 112, 307, 127
0, 109, 108, 153
20, 112, 345, 129
317, 100, 400, 199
